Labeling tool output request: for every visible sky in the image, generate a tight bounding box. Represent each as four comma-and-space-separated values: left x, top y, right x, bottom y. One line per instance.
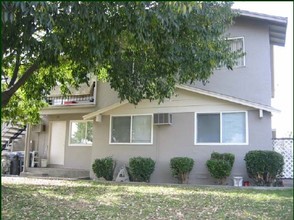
232, 1, 293, 138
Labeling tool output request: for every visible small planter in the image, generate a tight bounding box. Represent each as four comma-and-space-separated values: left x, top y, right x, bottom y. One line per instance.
233, 176, 243, 187
41, 159, 47, 168
243, 181, 250, 186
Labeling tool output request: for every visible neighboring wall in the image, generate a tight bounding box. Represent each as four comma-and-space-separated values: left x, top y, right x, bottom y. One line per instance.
90, 89, 273, 184
193, 17, 272, 106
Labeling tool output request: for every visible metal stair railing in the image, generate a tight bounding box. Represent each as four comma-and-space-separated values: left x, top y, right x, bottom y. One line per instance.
1, 122, 27, 151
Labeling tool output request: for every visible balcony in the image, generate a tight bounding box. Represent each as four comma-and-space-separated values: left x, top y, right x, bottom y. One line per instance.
45, 81, 96, 107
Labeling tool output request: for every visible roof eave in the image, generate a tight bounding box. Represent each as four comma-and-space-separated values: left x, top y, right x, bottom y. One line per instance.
176, 84, 280, 114
83, 101, 128, 120
235, 9, 287, 47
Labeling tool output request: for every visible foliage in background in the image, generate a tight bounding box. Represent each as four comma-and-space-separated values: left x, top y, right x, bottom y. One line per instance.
70, 121, 93, 145
128, 157, 155, 182
92, 157, 116, 181
2, 1, 242, 124
244, 150, 284, 186
206, 152, 235, 185
170, 157, 194, 184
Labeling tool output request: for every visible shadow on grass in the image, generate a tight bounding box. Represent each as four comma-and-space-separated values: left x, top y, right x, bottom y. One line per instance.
2, 180, 293, 219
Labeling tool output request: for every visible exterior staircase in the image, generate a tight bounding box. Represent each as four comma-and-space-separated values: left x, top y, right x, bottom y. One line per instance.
2, 122, 90, 179
1, 122, 26, 151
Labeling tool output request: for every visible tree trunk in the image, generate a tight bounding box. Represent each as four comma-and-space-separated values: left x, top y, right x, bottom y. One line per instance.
1, 63, 39, 108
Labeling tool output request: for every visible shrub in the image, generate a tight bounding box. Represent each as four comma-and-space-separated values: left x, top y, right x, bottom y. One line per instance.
170, 157, 194, 184
128, 157, 155, 182
244, 150, 284, 186
206, 152, 235, 185
92, 157, 116, 181
211, 152, 235, 168
125, 166, 133, 182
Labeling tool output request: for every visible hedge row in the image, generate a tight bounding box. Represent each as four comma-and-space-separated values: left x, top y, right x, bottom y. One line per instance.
92, 150, 284, 186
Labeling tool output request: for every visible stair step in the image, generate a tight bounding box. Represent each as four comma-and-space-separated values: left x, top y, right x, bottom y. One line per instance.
2, 124, 26, 151
24, 168, 90, 178
2, 133, 15, 138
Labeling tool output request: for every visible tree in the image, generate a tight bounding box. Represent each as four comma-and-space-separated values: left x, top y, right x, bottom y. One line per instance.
71, 121, 93, 144
2, 1, 242, 124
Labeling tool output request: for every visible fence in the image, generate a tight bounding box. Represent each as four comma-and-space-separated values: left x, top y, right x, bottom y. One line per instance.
273, 138, 293, 179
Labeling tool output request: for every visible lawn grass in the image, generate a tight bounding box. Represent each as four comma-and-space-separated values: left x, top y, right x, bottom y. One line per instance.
1, 177, 293, 220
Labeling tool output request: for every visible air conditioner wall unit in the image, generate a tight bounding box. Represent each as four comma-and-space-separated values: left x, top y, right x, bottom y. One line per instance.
153, 113, 172, 125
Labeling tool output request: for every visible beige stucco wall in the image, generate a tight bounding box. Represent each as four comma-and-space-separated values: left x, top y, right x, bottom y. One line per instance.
96, 82, 121, 110
89, 89, 272, 184
36, 87, 273, 184
194, 17, 273, 106
34, 114, 92, 170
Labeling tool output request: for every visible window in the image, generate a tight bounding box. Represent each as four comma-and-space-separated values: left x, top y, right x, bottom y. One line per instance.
110, 115, 152, 144
195, 112, 247, 144
69, 121, 93, 146
229, 37, 245, 67
216, 37, 245, 69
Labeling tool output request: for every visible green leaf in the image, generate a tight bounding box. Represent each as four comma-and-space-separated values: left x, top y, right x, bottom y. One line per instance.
2, 2, 240, 124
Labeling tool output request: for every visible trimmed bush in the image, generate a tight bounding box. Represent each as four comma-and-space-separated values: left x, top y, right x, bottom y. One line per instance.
211, 152, 235, 168
92, 157, 116, 181
125, 166, 133, 182
128, 157, 155, 182
244, 150, 284, 186
206, 152, 235, 185
170, 157, 194, 184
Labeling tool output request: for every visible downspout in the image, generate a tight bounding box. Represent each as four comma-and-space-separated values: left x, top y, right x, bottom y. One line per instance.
22, 124, 31, 172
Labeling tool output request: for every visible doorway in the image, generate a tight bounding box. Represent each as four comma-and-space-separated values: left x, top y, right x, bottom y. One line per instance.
49, 121, 66, 165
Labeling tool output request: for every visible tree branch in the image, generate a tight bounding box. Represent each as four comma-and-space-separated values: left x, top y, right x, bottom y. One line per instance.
1, 69, 9, 86
1, 62, 39, 108
8, 48, 21, 87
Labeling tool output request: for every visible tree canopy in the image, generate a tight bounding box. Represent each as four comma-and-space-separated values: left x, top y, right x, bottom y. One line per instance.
1, 1, 242, 124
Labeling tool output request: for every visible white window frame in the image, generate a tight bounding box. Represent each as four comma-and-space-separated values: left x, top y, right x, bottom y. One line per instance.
109, 114, 153, 145
69, 120, 93, 146
194, 111, 248, 145
228, 37, 246, 68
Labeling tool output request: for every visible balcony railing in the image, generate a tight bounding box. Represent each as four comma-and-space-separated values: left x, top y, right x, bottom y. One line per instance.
2, 122, 26, 151
45, 81, 96, 106
46, 94, 95, 106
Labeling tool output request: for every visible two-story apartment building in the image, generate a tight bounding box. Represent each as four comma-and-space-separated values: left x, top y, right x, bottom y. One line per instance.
23, 10, 287, 184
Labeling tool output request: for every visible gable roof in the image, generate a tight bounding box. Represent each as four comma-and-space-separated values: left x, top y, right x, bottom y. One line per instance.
236, 9, 288, 46
176, 85, 279, 113
83, 84, 279, 120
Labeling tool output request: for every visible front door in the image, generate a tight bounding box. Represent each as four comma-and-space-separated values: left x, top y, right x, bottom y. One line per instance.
49, 121, 66, 165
